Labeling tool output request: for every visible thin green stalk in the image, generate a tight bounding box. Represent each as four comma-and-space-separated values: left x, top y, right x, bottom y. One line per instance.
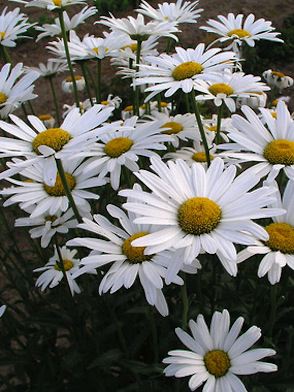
147, 307, 159, 363
134, 40, 142, 116
54, 235, 74, 299
0, 46, 12, 64
21, 103, 28, 117
27, 101, 36, 115
80, 61, 93, 105
84, 61, 97, 99
157, 94, 162, 112
184, 93, 190, 113
96, 59, 102, 103
269, 285, 278, 337
48, 76, 61, 125
181, 276, 189, 330
189, 90, 211, 166
57, 9, 80, 108
56, 159, 82, 223
216, 103, 223, 144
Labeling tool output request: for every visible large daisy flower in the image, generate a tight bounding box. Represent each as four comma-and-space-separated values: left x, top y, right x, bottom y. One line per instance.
134, 44, 237, 101
0, 63, 39, 119
79, 116, 170, 190
200, 13, 283, 48
136, 0, 203, 25
119, 157, 283, 275
238, 180, 294, 285
219, 101, 294, 182
28, 60, 68, 78
13, 0, 87, 10
0, 104, 115, 185
0, 7, 34, 48
194, 70, 270, 112
68, 202, 198, 316
163, 309, 277, 391
1, 158, 106, 218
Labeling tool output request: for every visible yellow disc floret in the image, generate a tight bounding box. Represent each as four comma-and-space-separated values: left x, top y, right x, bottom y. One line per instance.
44, 173, 76, 197
227, 29, 251, 38
38, 114, 53, 121
122, 232, 151, 264
272, 71, 285, 78
265, 222, 294, 254
178, 197, 222, 235
161, 121, 184, 135
32, 128, 72, 153
172, 61, 203, 81
207, 125, 217, 133
53, 0, 62, 6
0, 91, 8, 104
0, 32, 5, 40
104, 137, 134, 158
54, 259, 74, 271
208, 83, 234, 96
122, 43, 138, 52
192, 152, 214, 162
65, 75, 83, 82
204, 350, 231, 378
263, 139, 294, 165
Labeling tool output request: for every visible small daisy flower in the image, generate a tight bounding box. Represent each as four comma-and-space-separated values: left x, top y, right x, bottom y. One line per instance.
271, 96, 290, 108
15, 206, 83, 248
203, 114, 234, 143
0, 7, 34, 48
238, 180, 294, 285
219, 101, 294, 182
0, 104, 114, 185
142, 111, 201, 148
163, 309, 277, 391
28, 60, 68, 78
263, 69, 294, 92
120, 156, 283, 275
100, 94, 122, 110
80, 117, 170, 190
236, 92, 267, 110
38, 113, 55, 128
13, 0, 87, 11
1, 158, 106, 218
34, 246, 84, 296
200, 13, 283, 48
195, 70, 270, 112
134, 44, 237, 101
35, 6, 97, 41
62, 75, 85, 93
137, 0, 203, 25
0, 63, 39, 119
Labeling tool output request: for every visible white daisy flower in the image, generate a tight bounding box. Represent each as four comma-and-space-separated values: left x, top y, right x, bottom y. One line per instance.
79, 116, 170, 190
34, 246, 85, 296
35, 6, 97, 41
0, 104, 115, 185
0, 305, 6, 318
13, 0, 87, 11
203, 114, 234, 143
200, 13, 283, 48
15, 206, 84, 248
238, 180, 294, 285
0, 63, 39, 119
100, 94, 122, 110
99, 13, 179, 42
119, 156, 283, 275
0, 7, 34, 47
235, 92, 267, 110
62, 74, 85, 93
68, 203, 198, 316
195, 70, 270, 112
219, 101, 294, 182
163, 309, 277, 391
137, 0, 203, 25
134, 44, 237, 101
263, 69, 294, 92
28, 60, 68, 78
0, 158, 106, 218
38, 113, 55, 128
141, 111, 201, 148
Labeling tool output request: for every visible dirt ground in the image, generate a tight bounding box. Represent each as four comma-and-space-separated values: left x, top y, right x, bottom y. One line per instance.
1, 0, 294, 115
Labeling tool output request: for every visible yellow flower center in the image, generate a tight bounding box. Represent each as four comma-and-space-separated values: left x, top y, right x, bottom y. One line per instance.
122, 232, 151, 264
32, 128, 72, 154
271, 112, 277, 119
161, 121, 183, 135
38, 114, 53, 121
178, 197, 222, 235
54, 259, 74, 271
272, 71, 285, 78
208, 83, 234, 96
227, 29, 251, 38
272, 99, 278, 107
204, 350, 231, 378
207, 125, 217, 132
53, 0, 62, 6
45, 215, 57, 222
44, 173, 76, 196
92, 47, 99, 54
65, 75, 83, 82
160, 102, 169, 107
265, 222, 294, 254
192, 152, 214, 162
100, 100, 109, 105
172, 61, 203, 81
104, 137, 134, 158
122, 43, 138, 52
124, 105, 133, 112
0, 91, 8, 104
263, 139, 294, 165
0, 32, 5, 40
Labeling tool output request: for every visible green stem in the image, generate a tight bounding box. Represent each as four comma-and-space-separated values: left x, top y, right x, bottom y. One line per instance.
57, 9, 80, 108
56, 159, 82, 223
80, 61, 93, 105
0, 46, 12, 64
84, 61, 97, 100
96, 59, 102, 103
54, 235, 74, 298
147, 308, 159, 363
48, 76, 61, 126
216, 103, 223, 144
27, 101, 36, 115
184, 93, 190, 113
21, 103, 28, 117
134, 40, 142, 117
157, 94, 162, 112
189, 90, 211, 166
181, 276, 189, 330
269, 285, 278, 337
